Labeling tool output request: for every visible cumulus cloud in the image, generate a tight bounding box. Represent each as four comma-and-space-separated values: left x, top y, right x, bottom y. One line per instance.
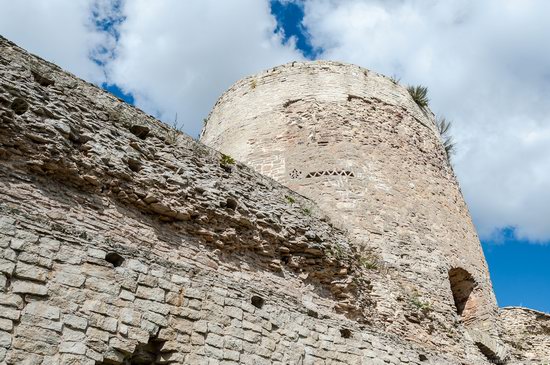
0, 0, 117, 83
301, 0, 550, 241
1, 0, 548, 242
106, 0, 303, 137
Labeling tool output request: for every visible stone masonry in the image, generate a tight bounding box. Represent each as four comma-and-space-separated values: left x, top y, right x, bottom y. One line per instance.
0, 35, 548, 364
200, 61, 505, 358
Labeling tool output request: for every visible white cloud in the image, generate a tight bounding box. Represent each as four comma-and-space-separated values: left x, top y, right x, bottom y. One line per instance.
0, 0, 116, 83
1, 0, 548, 242
106, 0, 303, 137
301, 0, 550, 241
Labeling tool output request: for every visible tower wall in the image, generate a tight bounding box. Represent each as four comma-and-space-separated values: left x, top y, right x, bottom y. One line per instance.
200, 61, 504, 356
0, 36, 500, 364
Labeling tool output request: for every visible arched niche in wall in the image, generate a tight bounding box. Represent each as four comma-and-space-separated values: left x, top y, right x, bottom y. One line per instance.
448, 267, 477, 320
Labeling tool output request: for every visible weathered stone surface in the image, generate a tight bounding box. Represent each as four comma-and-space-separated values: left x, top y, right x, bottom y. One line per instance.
63, 314, 88, 330
22, 302, 60, 319
201, 59, 510, 359
499, 307, 550, 363
15, 261, 49, 282
0, 35, 546, 365
11, 279, 48, 296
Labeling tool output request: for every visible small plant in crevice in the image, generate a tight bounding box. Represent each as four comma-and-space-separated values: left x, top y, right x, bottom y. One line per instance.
327, 243, 346, 260
389, 74, 401, 85
220, 153, 235, 166
407, 85, 429, 109
250, 78, 257, 89
410, 294, 432, 313
436, 116, 456, 161
285, 195, 295, 205
165, 113, 184, 145
302, 207, 312, 216
359, 256, 378, 270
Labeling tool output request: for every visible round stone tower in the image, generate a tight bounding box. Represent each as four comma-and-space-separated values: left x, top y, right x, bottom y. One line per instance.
200, 61, 505, 358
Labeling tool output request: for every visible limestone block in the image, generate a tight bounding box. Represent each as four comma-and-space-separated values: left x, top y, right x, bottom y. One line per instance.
15, 262, 48, 282
38, 237, 61, 252
0, 306, 21, 320
54, 271, 86, 287
0, 235, 10, 248
12, 337, 57, 356
10, 230, 38, 250
85, 276, 120, 295
11, 279, 48, 296
127, 326, 149, 343
224, 306, 244, 321
119, 289, 136, 301
127, 259, 148, 274
0, 258, 15, 275
87, 248, 106, 259
0, 217, 16, 236
143, 310, 168, 327
22, 302, 60, 319
0, 330, 11, 347
63, 314, 88, 330
109, 336, 137, 353
140, 319, 159, 336
86, 327, 110, 343
120, 308, 141, 326
17, 251, 53, 268
135, 285, 165, 302
134, 298, 170, 315
137, 273, 159, 287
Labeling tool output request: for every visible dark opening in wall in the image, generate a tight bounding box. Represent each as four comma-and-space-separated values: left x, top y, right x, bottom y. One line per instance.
418, 354, 428, 362
96, 337, 165, 365
251, 295, 265, 309
289, 169, 302, 179
105, 252, 124, 267
307, 309, 319, 318
31, 71, 55, 87
448, 268, 476, 317
10, 97, 28, 115
226, 197, 238, 210
305, 170, 354, 178
340, 328, 352, 339
127, 158, 142, 173
475, 342, 500, 363
129, 125, 150, 139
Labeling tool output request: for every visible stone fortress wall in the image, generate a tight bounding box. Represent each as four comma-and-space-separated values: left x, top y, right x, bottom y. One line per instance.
199, 61, 504, 357
0, 35, 547, 364
499, 307, 550, 363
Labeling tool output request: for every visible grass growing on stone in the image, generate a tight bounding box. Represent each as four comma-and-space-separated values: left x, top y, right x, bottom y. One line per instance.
407, 85, 429, 109
359, 256, 378, 270
436, 116, 456, 161
327, 243, 346, 260
411, 295, 432, 313
220, 154, 236, 166
389, 75, 400, 85
165, 114, 184, 145
285, 195, 296, 204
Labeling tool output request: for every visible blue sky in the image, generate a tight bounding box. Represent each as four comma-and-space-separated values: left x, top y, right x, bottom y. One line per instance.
0, 0, 547, 312
269, 0, 550, 312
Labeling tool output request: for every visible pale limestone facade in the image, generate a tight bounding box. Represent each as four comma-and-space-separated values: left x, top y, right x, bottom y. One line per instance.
0, 35, 547, 364
200, 61, 506, 359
